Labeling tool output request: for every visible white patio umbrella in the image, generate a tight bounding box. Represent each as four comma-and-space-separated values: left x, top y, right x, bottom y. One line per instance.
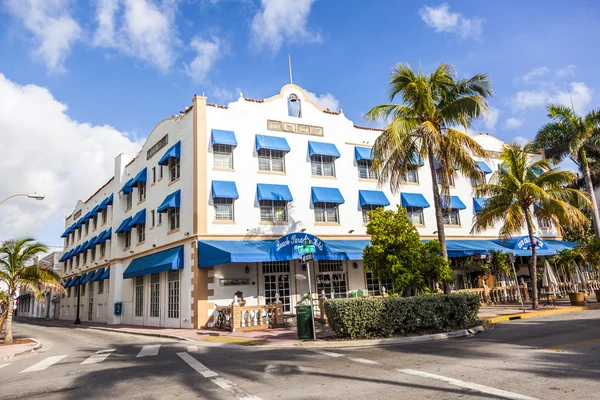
542, 261, 559, 290
573, 261, 587, 291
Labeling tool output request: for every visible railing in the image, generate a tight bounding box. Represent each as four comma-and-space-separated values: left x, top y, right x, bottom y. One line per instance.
214, 303, 283, 332
555, 280, 600, 297
454, 288, 485, 304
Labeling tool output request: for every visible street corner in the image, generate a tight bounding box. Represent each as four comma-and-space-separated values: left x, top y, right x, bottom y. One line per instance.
0, 338, 42, 362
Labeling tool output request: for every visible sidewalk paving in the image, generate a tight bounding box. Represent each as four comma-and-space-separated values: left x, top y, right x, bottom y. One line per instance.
0, 337, 41, 361
478, 295, 599, 319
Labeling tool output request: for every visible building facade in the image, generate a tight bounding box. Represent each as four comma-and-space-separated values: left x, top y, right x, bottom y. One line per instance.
15, 252, 61, 319
58, 84, 570, 329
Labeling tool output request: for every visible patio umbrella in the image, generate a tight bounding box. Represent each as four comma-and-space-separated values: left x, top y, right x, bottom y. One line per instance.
573, 261, 587, 291
542, 261, 559, 290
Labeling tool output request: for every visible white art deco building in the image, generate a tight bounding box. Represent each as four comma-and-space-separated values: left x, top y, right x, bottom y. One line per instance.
57, 84, 574, 329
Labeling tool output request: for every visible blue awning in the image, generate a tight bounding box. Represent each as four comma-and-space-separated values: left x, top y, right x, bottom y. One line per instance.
61, 227, 70, 238
123, 245, 184, 279
127, 209, 146, 228
130, 168, 147, 187
115, 217, 133, 233
157, 190, 181, 213
98, 194, 114, 211
407, 154, 425, 166
327, 240, 370, 260
308, 141, 340, 158
95, 230, 107, 244
358, 190, 390, 206
101, 228, 112, 242
255, 135, 290, 152
441, 195, 466, 210
70, 245, 81, 258
86, 235, 100, 250
74, 218, 85, 228
158, 141, 181, 166
81, 212, 92, 222
211, 129, 237, 147
257, 184, 293, 202
59, 249, 72, 262
100, 267, 110, 280
89, 204, 101, 217
121, 178, 134, 194
15, 294, 30, 300
78, 241, 89, 255
62, 277, 72, 287
91, 268, 105, 281
476, 161, 493, 174
473, 198, 488, 212
80, 272, 93, 284
401, 193, 431, 208
311, 187, 345, 204
67, 276, 80, 287
211, 181, 239, 199
354, 146, 373, 161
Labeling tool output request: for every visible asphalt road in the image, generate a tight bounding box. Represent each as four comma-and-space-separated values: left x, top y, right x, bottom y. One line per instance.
1, 310, 600, 400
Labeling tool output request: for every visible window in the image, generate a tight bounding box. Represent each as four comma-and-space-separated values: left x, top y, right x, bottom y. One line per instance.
91, 247, 96, 261
169, 157, 180, 181
82, 251, 87, 265
443, 209, 461, 226
134, 276, 143, 317
98, 279, 104, 294
78, 227, 82, 240
538, 219, 552, 229
100, 242, 106, 258
258, 149, 285, 172
93, 215, 98, 230
436, 170, 454, 186
311, 155, 336, 177
168, 208, 180, 230
158, 212, 162, 225
137, 224, 145, 243
214, 198, 234, 221
76, 254, 80, 267
67, 287, 71, 298
407, 207, 425, 225
84, 223, 89, 236
168, 270, 179, 319
361, 205, 379, 224
70, 258, 73, 270
288, 94, 301, 117
139, 182, 147, 202
126, 192, 133, 209
124, 230, 131, 249
260, 200, 288, 222
316, 260, 346, 299
150, 273, 160, 318
365, 272, 394, 296
357, 159, 378, 180
102, 209, 107, 225
402, 168, 419, 184
152, 167, 156, 183
314, 202, 339, 223
151, 210, 155, 227
159, 165, 163, 180
65, 236, 69, 247
214, 144, 233, 169
81, 283, 86, 297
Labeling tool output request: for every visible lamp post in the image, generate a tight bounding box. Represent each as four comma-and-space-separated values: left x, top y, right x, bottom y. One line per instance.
0, 193, 45, 205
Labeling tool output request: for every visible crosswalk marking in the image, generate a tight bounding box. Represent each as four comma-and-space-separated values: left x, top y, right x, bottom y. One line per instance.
20, 355, 68, 373
309, 349, 344, 358
81, 349, 114, 365
0, 364, 11, 369
187, 345, 198, 352
96, 348, 116, 354
136, 345, 160, 358
349, 357, 379, 365
177, 353, 218, 378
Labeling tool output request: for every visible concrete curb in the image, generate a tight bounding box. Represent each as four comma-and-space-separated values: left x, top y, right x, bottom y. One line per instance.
0, 338, 42, 362
482, 303, 600, 330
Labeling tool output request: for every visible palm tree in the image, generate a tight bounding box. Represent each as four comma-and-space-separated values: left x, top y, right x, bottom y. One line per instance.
0, 238, 63, 344
472, 143, 590, 308
534, 105, 600, 239
365, 63, 493, 261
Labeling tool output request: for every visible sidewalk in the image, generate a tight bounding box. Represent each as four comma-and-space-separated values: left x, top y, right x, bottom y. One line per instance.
0, 338, 41, 361
478, 295, 599, 319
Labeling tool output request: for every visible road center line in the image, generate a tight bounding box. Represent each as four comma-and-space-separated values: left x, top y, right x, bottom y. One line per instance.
136, 345, 160, 358
398, 369, 538, 400
20, 355, 68, 373
177, 352, 218, 378
309, 349, 344, 357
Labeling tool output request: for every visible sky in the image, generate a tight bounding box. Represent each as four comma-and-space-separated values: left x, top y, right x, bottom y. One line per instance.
0, 0, 599, 250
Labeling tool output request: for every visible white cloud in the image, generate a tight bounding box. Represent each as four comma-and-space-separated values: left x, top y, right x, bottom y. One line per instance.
92, 0, 179, 72
504, 118, 524, 130
306, 91, 340, 111
556, 64, 577, 78
419, 3, 483, 40
0, 73, 142, 243
521, 66, 549, 83
210, 87, 235, 103
5, 0, 82, 73
512, 82, 592, 113
250, 0, 321, 52
185, 36, 222, 83
482, 107, 500, 132
514, 136, 530, 146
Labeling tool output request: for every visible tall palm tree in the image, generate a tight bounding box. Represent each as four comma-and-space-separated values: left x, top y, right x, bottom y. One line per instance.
365, 63, 493, 261
534, 105, 600, 239
0, 238, 63, 344
472, 143, 590, 309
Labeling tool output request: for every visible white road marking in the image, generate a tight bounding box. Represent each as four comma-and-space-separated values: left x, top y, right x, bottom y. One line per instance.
136, 345, 160, 358
96, 349, 116, 354
309, 349, 344, 358
81, 350, 113, 365
0, 364, 11, 369
187, 345, 198, 352
177, 352, 262, 400
398, 369, 538, 400
349, 357, 379, 365
20, 355, 68, 373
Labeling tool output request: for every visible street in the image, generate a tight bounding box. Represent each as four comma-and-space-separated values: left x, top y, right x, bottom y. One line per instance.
1, 311, 600, 400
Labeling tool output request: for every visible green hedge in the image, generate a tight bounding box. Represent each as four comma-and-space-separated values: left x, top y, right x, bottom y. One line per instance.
324, 293, 480, 339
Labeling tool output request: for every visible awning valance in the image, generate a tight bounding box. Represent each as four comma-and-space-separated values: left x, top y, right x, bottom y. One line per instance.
358, 190, 390, 206
115, 217, 133, 233
158, 141, 181, 166
308, 141, 340, 158
123, 246, 183, 279
211, 129, 237, 147
354, 146, 372, 161
257, 184, 293, 202
130, 168, 147, 187
473, 198, 488, 212
127, 209, 146, 228
401, 193, 431, 208
121, 178, 134, 194
476, 161, 493, 174
157, 190, 181, 213
311, 187, 345, 204
441, 195, 466, 210
255, 135, 290, 152
211, 181, 239, 199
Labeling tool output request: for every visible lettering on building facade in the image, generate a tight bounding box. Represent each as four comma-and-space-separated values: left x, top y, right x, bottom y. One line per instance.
147, 134, 169, 160
73, 210, 82, 219
219, 278, 251, 287
267, 120, 324, 137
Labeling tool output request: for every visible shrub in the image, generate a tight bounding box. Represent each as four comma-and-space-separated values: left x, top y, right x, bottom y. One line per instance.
324, 293, 480, 339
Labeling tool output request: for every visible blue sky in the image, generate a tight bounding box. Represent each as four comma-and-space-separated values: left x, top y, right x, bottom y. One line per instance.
0, 0, 599, 249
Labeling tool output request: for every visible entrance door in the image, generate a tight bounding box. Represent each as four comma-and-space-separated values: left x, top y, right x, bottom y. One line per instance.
315, 260, 347, 298
262, 261, 291, 313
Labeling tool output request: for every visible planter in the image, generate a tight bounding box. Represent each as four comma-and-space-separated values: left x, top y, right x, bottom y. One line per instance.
568, 292, 585, 306
595, 290, 600, 302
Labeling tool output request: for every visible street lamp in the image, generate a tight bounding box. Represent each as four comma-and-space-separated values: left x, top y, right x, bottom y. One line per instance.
0, 193, 45, 205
